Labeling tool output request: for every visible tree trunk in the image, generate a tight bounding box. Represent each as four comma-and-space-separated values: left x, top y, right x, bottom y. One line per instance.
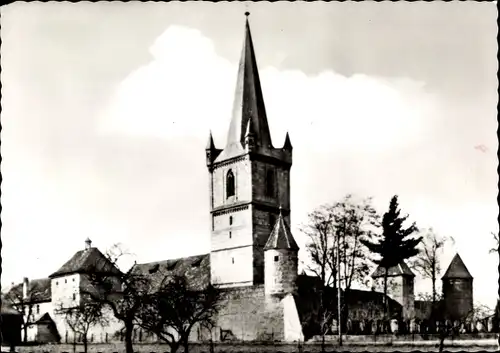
182, 336, 189, 353
383, 269, 389, 319
83, 336, 88, 353
23, 324, 28, 343
170, 342, 180, 353
124, 322, 134, 353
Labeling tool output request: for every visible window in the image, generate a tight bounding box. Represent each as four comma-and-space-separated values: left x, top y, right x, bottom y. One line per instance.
72, 293, 76, 300
266, 169, 275, 197
226, 170, 235, 198
65, 279, 67, 284
229, 216, 233, 225
232, 258, 234, 264
56, 281, 59, 286
149, 264, 160, 274
229, 231, 232, 239
36, 305, 40, 314
167, 260, 179, 271
274, 255, 279, 262
73, 278, 75, 282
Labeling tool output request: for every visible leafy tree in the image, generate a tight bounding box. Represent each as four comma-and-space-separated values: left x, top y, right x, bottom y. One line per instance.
136, 274, 223, 353
360, 195, 422, 318
411, 228, 448, 305
58, 301, 108, 353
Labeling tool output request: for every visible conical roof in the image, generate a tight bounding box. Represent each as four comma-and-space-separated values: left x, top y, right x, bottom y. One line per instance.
442, 253, 473, 279
264, 209, 299, 251
217, 13, 273, 161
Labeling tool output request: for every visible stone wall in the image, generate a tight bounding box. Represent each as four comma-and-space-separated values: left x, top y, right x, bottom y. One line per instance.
214, 285, 281, 341
443, 278, 473, 320
264, 249, 298, 296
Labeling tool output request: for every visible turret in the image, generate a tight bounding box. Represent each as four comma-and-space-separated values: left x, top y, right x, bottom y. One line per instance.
283, 132, 292, 151
205, 131, 221, 167
371, 261, 415, 320
264, 207, 299, 296
245, 118, 256, 152
442, 253, 473, 321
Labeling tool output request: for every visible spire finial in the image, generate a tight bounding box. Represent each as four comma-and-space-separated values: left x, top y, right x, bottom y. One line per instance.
279, 204, 282, 215
245, 11, 250, 17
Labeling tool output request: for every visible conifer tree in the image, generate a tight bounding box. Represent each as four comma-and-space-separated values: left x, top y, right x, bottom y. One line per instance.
361, 195, 422, 318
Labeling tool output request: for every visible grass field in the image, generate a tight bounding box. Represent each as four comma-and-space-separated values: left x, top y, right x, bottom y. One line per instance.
3, 339, 498, 353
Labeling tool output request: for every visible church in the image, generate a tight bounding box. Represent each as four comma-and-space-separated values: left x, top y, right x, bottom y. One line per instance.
5, 14, 478, 345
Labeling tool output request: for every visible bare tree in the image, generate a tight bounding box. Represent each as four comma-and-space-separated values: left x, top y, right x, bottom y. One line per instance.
300, 194, 378, 349
57, 302, 108, 353
80, 244, 150, 353
411, 228, 448, 307
4, 280, 43, 343
136, 274, 223, 353
300, 204, 337, 288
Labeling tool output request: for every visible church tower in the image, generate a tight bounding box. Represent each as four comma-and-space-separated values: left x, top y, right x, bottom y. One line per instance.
206, 13, 293, 288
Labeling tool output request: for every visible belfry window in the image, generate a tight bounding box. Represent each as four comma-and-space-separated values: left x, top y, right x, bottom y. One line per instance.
266, 169, 275, 197
226, 170, 235, 198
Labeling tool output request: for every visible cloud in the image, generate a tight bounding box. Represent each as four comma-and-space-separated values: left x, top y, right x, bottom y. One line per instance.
3, 23, 496, 309
95, 25, 497, 307
99, 25, 438, 155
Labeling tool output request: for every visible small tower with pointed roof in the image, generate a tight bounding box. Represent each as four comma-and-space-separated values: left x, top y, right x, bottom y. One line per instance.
371, 261, 416, 320
207, 13, 293, 288
264, 207, 299, 296
442, 253, 473, 321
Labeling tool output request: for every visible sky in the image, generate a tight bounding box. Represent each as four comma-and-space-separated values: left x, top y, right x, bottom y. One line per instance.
1, 2, 498, 308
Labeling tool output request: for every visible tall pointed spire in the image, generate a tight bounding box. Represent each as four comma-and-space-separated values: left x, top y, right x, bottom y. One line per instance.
225, 12, 273, 155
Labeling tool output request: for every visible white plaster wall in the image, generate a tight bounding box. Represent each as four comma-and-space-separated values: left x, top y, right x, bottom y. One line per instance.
283, 294, 304, 342
264, 249, 298, 295
51, 274, 81, 310
210, 247, 254, 287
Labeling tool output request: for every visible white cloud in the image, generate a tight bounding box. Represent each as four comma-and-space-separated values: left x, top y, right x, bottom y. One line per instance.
95, 25, 497, 307
99, 25, 438, 155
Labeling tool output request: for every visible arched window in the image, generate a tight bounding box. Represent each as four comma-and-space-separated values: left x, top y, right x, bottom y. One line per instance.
226, 169, 235, 198
266, 169, 275, 197
229, 216, 233, 225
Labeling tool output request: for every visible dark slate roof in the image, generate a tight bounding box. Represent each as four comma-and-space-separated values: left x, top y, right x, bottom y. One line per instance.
49, 247, 121, 279
215, 16, 273, 162
371, 261, 415, 278
132, 253, 210, 292
5, 278, 52, 303
264, 211, 299, 251
1, 295, 23, 316
442, 253, 473, 279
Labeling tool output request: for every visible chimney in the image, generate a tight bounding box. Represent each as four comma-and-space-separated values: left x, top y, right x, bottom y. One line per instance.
85, 238, 92, 250
23, 277, 29, 300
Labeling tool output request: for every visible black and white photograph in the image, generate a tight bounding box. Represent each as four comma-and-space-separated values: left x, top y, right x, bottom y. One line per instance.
0, 2, 498, 352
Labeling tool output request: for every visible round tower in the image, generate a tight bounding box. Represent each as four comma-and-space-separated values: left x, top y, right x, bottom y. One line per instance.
442, 253, 473, 321
264, 208, 299, 296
